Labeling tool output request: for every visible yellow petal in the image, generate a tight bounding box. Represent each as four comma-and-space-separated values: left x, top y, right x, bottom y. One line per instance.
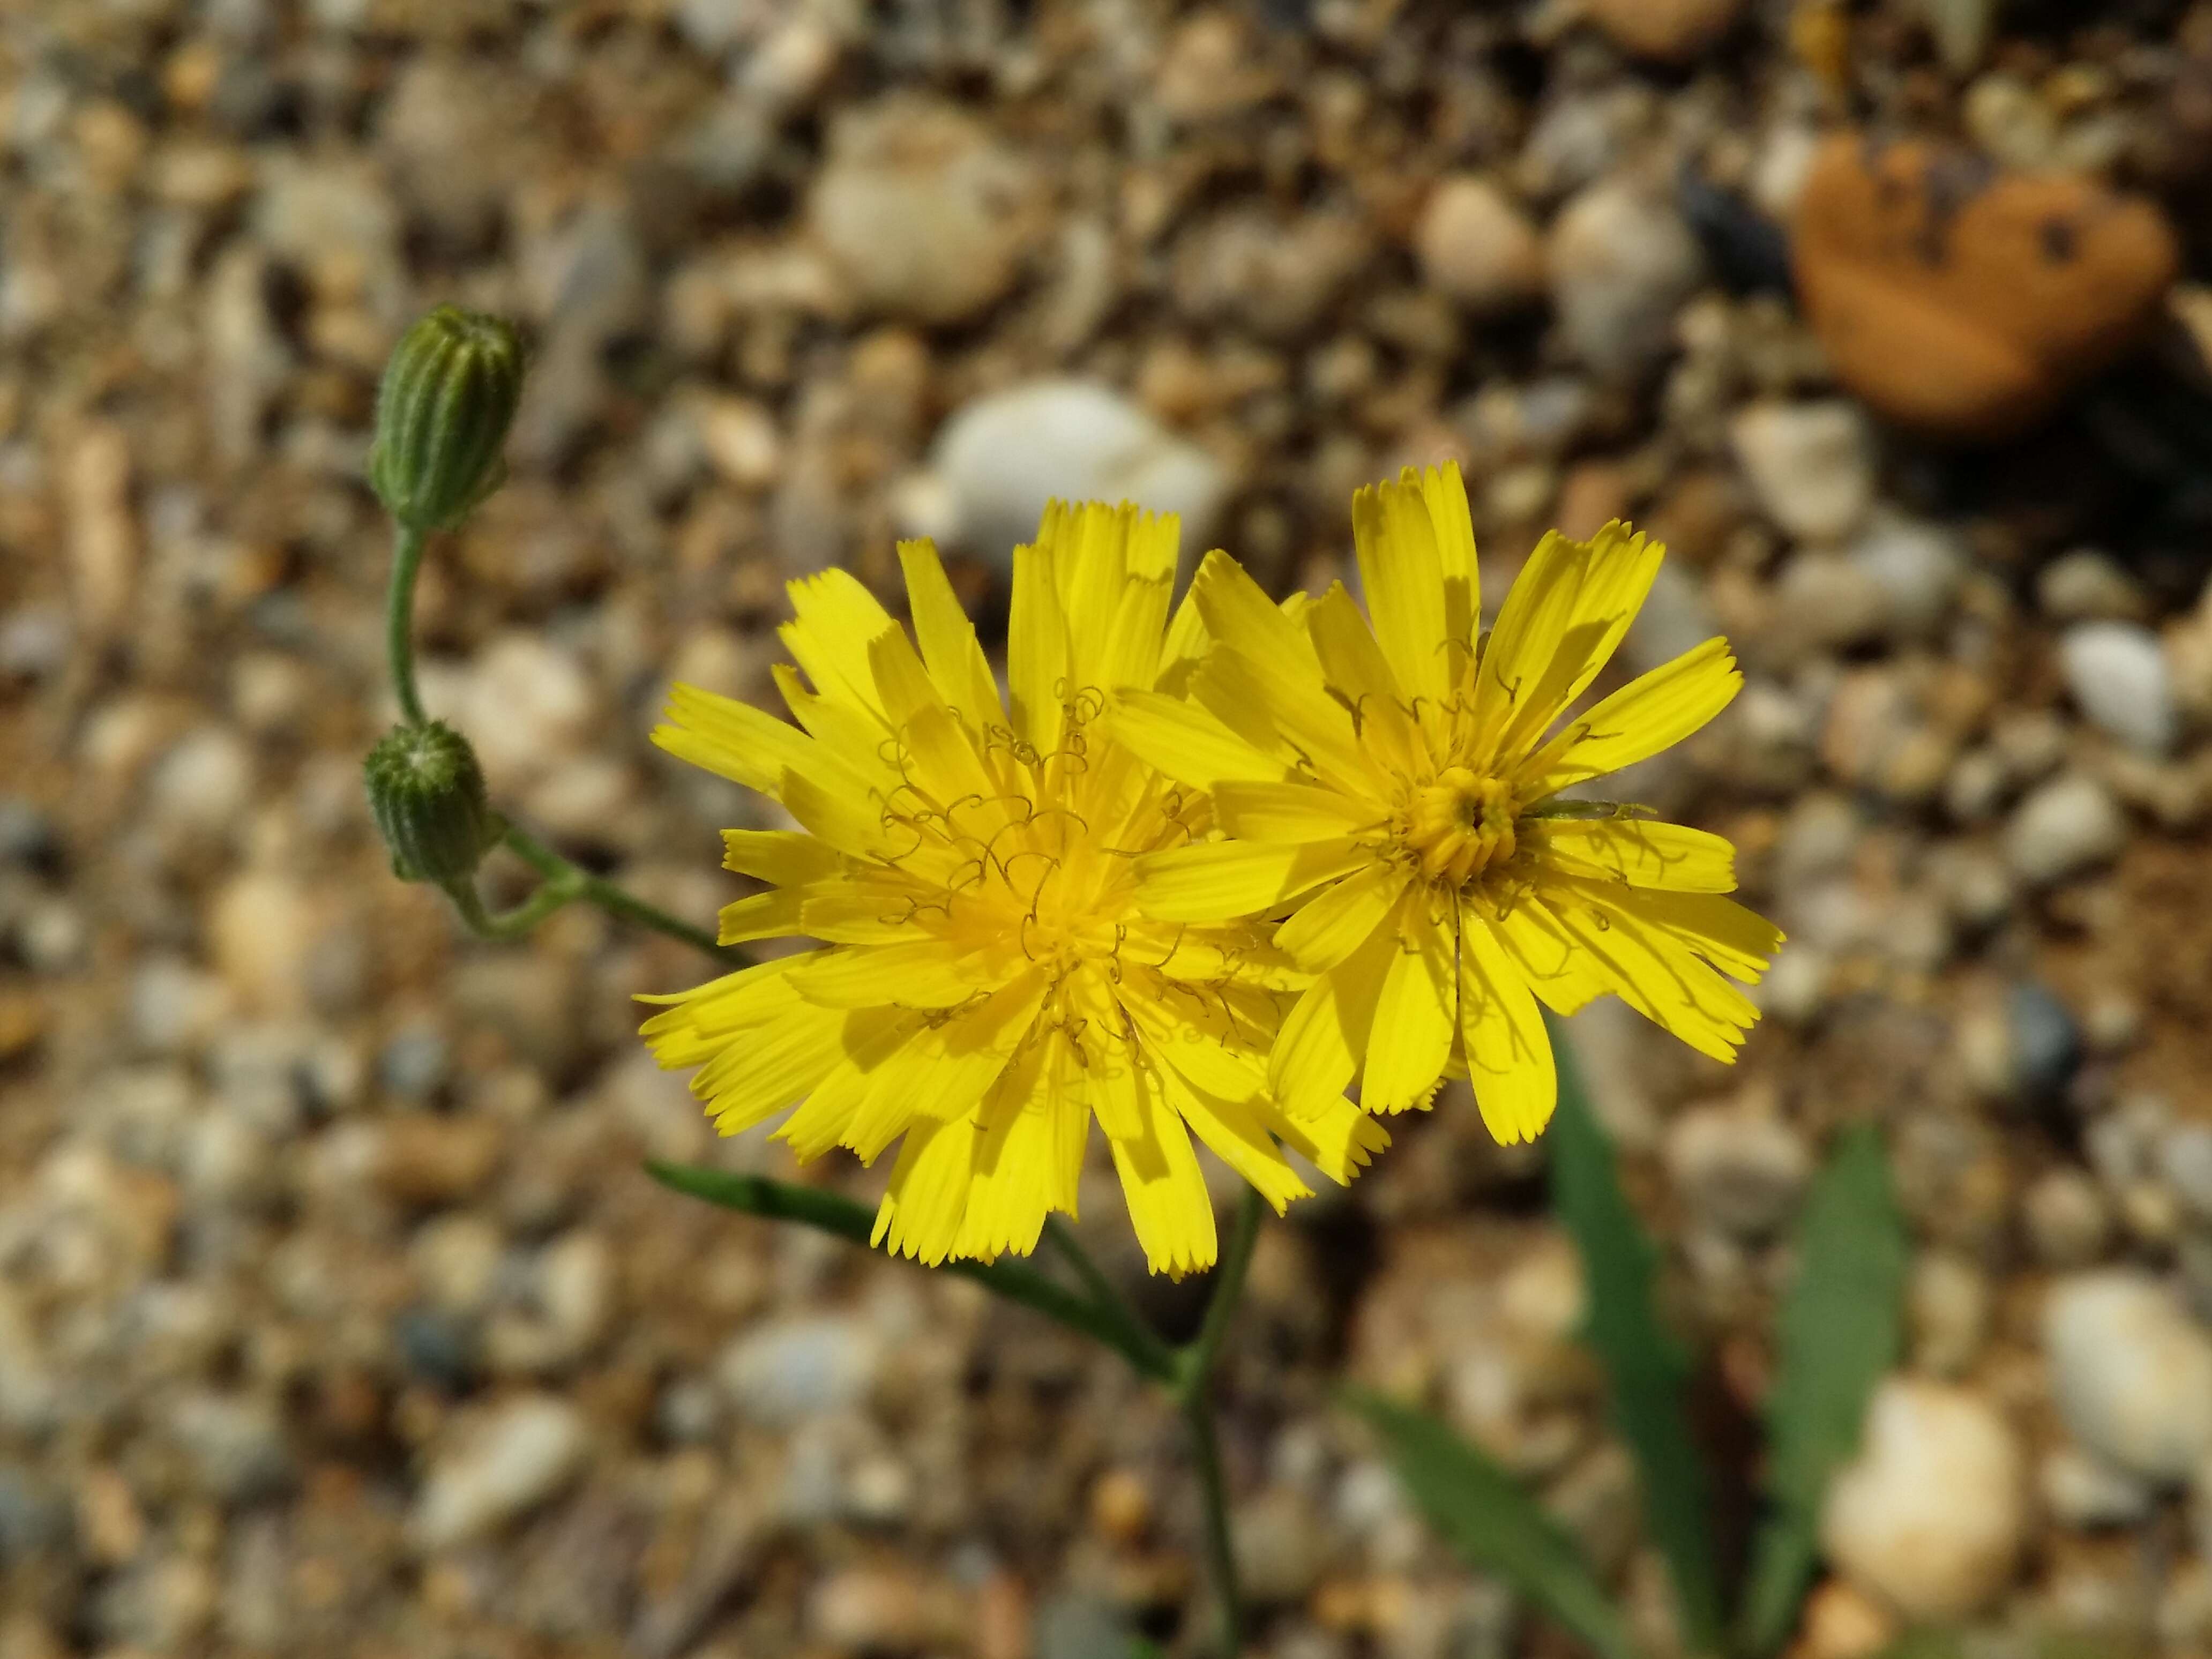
1528, 876, 1762, 1064
721, 828, 845, 886
1487, 894, 1613, 1017
1522, 637, 1742, 794
1353, 469, 1451, 704
1268, 925, 1396, 1111
1006, 537, 1070, 754
774, 1008, 920, 1160
784, 939, 1012, 1008
1186, 552, 1373, 790
954, 1041, 1085, 1261
841, 969, 1050, 1161
1273, 864, 1406, 971
1458, 906, 1557, 1145
781, 568, 899, 719
717, 886, 810, 946
1362, 898, 1458, 1114
1108, 690, 1295, 789
653, 683, 835, 799
1133, 838, 1371, 923
1526, 818, 1738, 892
685, 1003, 849, 1135
1100, 1057, 1217, 1278
1146, 1048, 1312, 1215
871, 1113, 981, 1266
1416, 461, 1479, 663
1476, 522, 1664, 766
1211, 780, 1385, 843
1304, 584, 1425, 779
898, 538, 1006, 730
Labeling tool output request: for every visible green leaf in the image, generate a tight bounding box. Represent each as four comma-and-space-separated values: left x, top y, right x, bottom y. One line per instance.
1737, 1124, 1908, 1656
645, 1161, 1178, 1384
1342, 1387, 1638, 1659
1545, 1017, 1725, 1658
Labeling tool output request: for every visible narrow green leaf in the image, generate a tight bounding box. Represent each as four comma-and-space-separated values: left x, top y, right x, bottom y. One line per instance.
1545, 1017, 1725, 1657
1737, 1124, 1908, 1656
644, 1161, 1178, 1384
1342, 1387, 1638, 1659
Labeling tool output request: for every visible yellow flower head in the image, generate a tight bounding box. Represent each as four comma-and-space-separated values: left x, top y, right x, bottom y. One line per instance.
1114, 464, 1784, 1145
641, 503, 1387, 1276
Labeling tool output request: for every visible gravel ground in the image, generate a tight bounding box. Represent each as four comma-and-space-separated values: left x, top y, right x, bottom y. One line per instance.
11, 1, 2212, 1656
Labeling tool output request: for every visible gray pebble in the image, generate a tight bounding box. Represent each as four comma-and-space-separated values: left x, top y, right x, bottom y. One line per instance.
2044, 1270, 2212, 1482
2061, 622, 2177, 756
2005, 773, 2127, 886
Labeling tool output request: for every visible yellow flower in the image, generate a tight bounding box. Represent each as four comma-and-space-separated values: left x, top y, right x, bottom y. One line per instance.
641, 503, 1387, 1276
1112, 464, 1783, 1145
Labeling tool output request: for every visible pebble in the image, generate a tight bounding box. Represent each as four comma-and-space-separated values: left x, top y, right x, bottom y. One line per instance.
1584, 0, 1744, 60
2039, 1443, 2157, 1529
2060, 622, 2178, 757
1172, 208, 1374, 340
1848, 512, 1966, 641
1793, 1579, 1899, 1659
718, 1315, 880, 1430
1546, 176, 1705, 384
1791, 133, 2180, 439
375, 1114, 505, 1207
2161, 1125, 2212, 1223
809, 96, 1032, 325
2038, 549, 2147, 623
206, 873, 322, 1017
1662, 1101, 1811, 1238
2004, 773, 2127, 886
2043, 1271, 2212, 1482
921, 379, 1229, 570
1729, 400, 1876, 545
409, 1395, 591, 1551
1415, 176, 1544, 314
485, 1229, 615, 1376
165, 1391, 291, 1504
1234, 1485, 1332, 1606
1908, 1250, 1990, 1378
1818, 1377, 2026, 1622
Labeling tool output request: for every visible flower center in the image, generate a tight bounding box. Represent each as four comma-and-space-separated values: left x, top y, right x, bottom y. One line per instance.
1403, 765, 1518, 886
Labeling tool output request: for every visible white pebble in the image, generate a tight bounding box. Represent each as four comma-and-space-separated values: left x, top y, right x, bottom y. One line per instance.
410, 1395, 590, 1550
1730, 400, 1877, 544
2044, 1270, 2212, 1482
2040, 1443, 2157, 1529
1415, 175, 1544, 314
2004, 773, 2127, 886
1819, 1377, 2026, 1623
2061, 622, 2177, 756
719, 1315, 880, 1430
924, 379, 1229, 571
1545, 177, 1705, 385
1663, 1102, 1811, 1238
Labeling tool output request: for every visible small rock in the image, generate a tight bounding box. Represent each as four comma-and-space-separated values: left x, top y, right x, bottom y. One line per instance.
409, 1213, 506, 1319
1154, 11, 1276, 123
806, 1567, 926, 1649
1033, 1595, 1137, 1659
410, 1395, 590, 1551
2040, 1443, 2157, 1528
1585, 0, 1744, 61
2004, 773, 2127, 886
1173, 207, 1373, 340
1546, 176, 1705, 384
809, 96, 1032, 325
1415, 176, 1544, 314
165, 1392, 290, 1504
1819, 1377, 2026, 1622
375, 1114, 505, 1207
2023, 1170, 2112, 1268
1233, 1485, 1330, 1606
207, 872, 322, 1017
1793, 1579, 1899, 1659
485, 1229, 615, 1376
1663, 1102, 1811, 1238
1791, 133, 2179, 439
1909, 1251, 1990, 1378
1730, 400, 1876, 544
2044, 1270, 2212, 1482
2161, 1125, 2212, 1224
1849, 512, 1966, 640
2038, 549, 2147, 623
923, 379, 1229, 569
2060, 622, 2177, 756
718, 1315, 880, 1430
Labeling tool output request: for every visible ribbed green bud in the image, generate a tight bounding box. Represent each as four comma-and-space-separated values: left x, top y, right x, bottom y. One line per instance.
363, 721, 504, 883
368, 306, 526, 532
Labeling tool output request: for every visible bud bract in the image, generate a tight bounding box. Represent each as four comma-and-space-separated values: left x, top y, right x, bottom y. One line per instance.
363, 721, 503, 883
368, 306, 526, 532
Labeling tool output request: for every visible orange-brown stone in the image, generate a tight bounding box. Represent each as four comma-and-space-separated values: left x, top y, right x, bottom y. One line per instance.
1792, 134, 2179, 440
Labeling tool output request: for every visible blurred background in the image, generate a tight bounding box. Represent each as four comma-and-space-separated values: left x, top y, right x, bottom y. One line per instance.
9, 0, 2212, 1655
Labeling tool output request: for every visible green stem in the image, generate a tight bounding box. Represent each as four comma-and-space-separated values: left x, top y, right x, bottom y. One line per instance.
387, 523, 429, 725
438, 824, 748, 968
1174, 1185, 1264, 1657
1044, 1217, 1178, 1381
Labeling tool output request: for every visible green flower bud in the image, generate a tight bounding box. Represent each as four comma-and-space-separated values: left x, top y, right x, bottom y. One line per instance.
368, 306, 526, 532
363, 721, 504, 883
